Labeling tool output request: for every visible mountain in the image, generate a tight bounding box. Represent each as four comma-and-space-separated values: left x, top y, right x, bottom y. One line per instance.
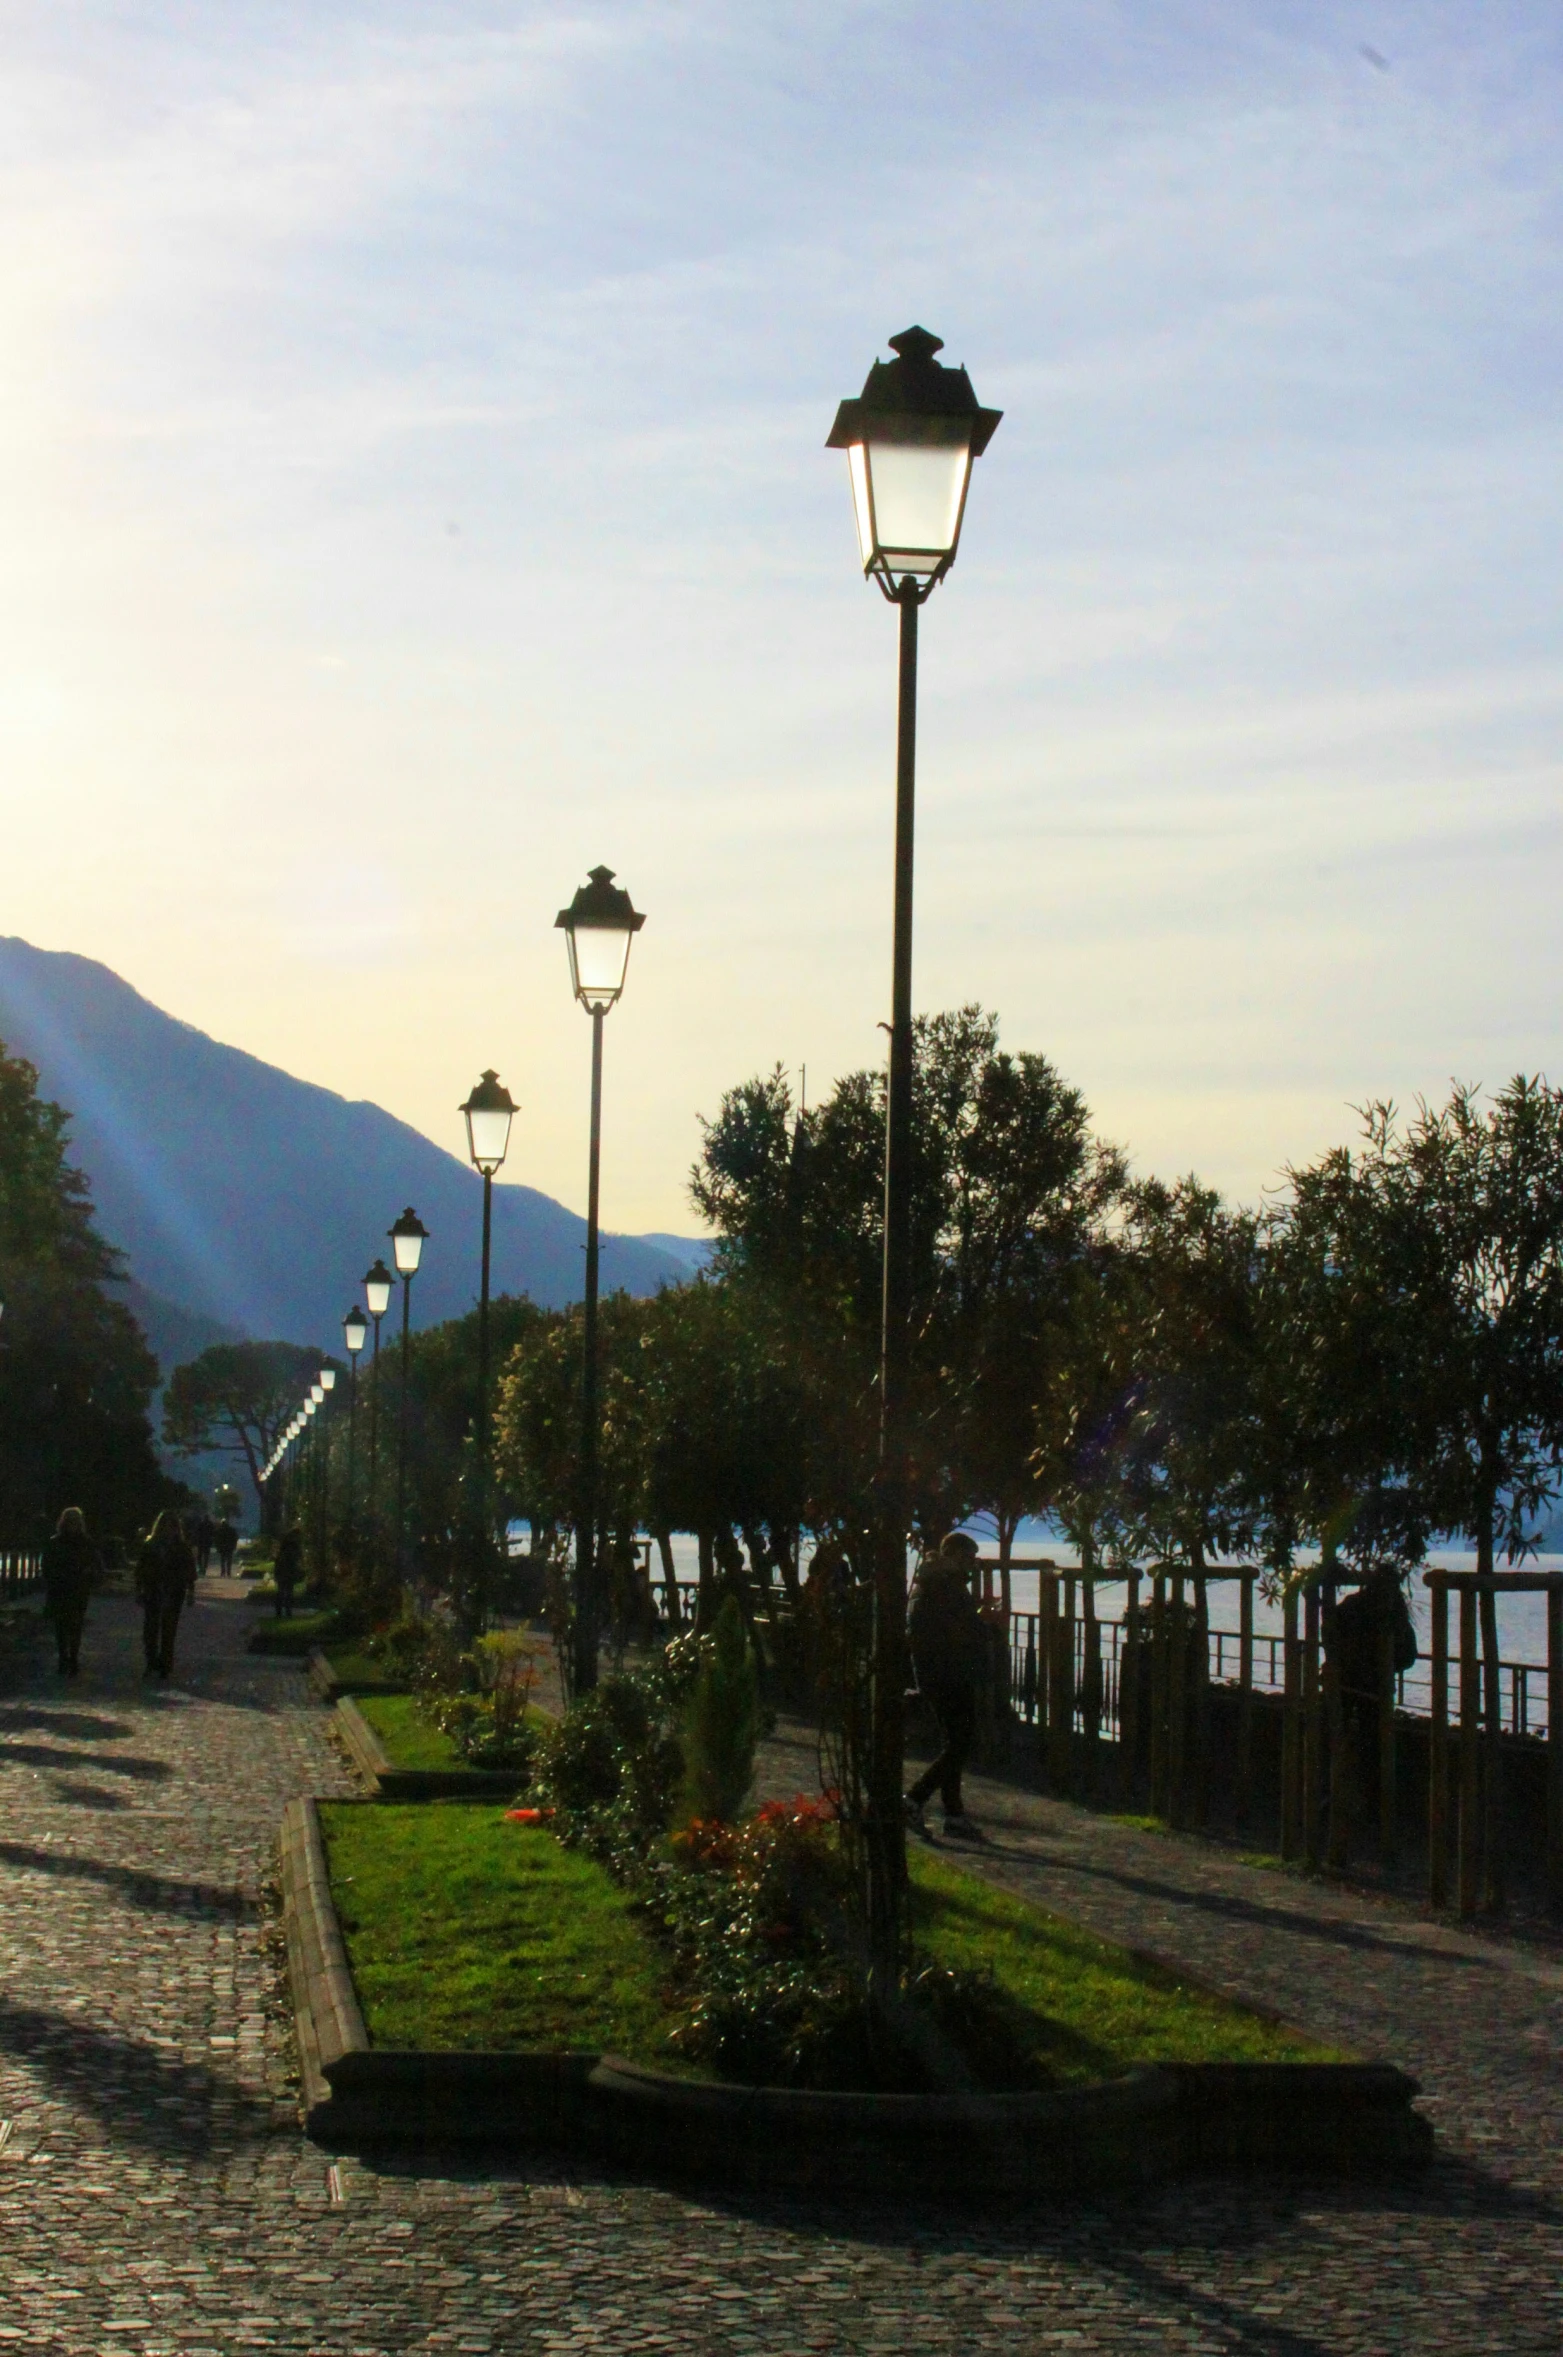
0, 937, 705, 1355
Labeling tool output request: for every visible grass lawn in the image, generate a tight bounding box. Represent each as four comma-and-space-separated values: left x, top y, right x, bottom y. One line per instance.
318, 1806, 1340, 2080
320, 1804, 679, 2059
354, 1693, 465, 1772
908, 1849, 1340, 2076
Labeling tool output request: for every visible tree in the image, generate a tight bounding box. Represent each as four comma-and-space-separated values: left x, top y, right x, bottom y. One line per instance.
692, 1008, 1123, 1550
0, 1040, 177, 1544
1282, 1081, 1563, 1906
163, 1341, 323, 1521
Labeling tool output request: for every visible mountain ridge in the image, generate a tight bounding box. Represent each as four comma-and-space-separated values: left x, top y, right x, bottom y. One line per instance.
0, 937, 706, 1354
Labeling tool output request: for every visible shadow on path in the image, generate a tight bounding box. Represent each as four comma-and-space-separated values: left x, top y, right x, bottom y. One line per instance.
0, 1740, 172, 1782
0, 1837, 249, 1917
0, 1707, 133, 1741
0, 1994, 274, 2156
974, 1835, 1509, 1976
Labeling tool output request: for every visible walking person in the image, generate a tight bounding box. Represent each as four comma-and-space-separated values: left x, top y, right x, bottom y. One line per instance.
214, 1517, 239, 1579
273, 1526, 303, 1620
904, 1530, 987, 1841
137, 1511, 195, 1679
194, 1513, 216, 1579
41, 1506, 102, 1677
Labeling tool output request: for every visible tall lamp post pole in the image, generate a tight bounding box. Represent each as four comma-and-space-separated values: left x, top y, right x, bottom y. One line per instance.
556, 867, 645, 1696
362, 1260, 393, 1558
827, 325, 1000, 1977
342, 1307, 367, 1542
388, 1209, 429, 1585
318, 1366, 337, 1576
461, 1072, 518, 1633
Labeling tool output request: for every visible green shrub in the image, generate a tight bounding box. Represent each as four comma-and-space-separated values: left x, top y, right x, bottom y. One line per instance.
529, 1668, 685, 1870
677, 1596, 759, 1824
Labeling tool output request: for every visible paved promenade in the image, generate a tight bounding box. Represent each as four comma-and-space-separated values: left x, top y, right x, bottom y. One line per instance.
2, 1598, 1561, 2354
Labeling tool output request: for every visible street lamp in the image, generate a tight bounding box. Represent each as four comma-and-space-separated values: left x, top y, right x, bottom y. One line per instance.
342, 1305, 367, 1538
460, 1070, 518, 1631
827, 325, 1000, 1974
362, 1259, 393, 1544
556, 866, 645, 1693
388, 1208, 429, 1582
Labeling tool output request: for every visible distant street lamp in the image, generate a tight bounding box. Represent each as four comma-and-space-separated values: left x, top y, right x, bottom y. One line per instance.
342, 1306, 368, 1536
461, 1070, 518, 1631
388, 1208, 429, 1581
362, 1259, 394, 1541
827, 325, 1000, 1974
556, 866, 645, 1693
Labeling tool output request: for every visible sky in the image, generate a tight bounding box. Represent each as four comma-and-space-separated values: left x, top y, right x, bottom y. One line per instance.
4, 1, 1563, 1239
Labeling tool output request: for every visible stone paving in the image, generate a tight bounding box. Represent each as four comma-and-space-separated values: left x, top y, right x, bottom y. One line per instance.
2, 1598, 1561, 2355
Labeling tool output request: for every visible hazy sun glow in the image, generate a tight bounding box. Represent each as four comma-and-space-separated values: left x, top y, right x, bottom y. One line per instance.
3, 3, 1561, 1231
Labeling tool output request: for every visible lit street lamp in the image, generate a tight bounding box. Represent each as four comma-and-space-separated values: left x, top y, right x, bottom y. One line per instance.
556, 866, 645, 1693
461, 1070, 518, 1631
388, 1208, 429, 1581
827, 325, 1000, 1973
342, 1305, 367, 1538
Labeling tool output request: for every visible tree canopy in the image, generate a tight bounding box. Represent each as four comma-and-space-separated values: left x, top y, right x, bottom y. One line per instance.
0, 1040, 177, 1543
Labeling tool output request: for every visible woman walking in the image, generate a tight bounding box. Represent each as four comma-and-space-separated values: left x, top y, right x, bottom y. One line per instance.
137, 1511, 196, 1679
41, 1507, 102, 1677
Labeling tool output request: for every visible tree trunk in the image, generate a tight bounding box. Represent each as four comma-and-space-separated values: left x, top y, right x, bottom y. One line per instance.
696, 1528, 715, 1630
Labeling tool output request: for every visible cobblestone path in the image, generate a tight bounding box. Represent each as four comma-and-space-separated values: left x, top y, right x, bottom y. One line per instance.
1, 1608, 1560, 2356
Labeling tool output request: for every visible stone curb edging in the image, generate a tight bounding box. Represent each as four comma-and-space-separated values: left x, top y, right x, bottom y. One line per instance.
280, 1797, 1435, 2195
331, 1696, 524, 1800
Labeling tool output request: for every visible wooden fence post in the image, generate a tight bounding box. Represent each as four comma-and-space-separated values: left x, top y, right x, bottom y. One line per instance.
1236, 1572, 1254, 1832
1119, 1569, 1141, 1805
1458, 1582, 1480, 1920
1149, 1573, 1168, 1820
1082, 1578, 1102, 1797
1429, 1577, 1449, 1909
1166, 1573, 1187, 1830
1048, 1574, 1073, 1795
1303, 1581, 1322, 1871
1324, 1575, 1350, 1872
1281, 1585, 1301, 1862
1191, 1570, 1211, 1829
1378, 1619, 1397, 1871
1548, 1581, 1563, 1918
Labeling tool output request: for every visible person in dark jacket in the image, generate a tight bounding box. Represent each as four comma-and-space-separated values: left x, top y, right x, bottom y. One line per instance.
273, 1527, 304, 1619
215, 1518, 239, 1578
41, 1506, 102, 1676
194, 1514, 216, 1582
904, 1531, 986, 1839
137, 1511, 196, 1678
1326, 1567, 1418, 1816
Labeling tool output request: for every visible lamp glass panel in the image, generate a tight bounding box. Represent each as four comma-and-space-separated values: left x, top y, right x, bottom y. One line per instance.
392, 1229, 424, 1275
465, 1104, 513, 1173
863, 440, 971, 571
568, 921, 635, 1008
343, 1316, 366, 1354
365, 1276, 392, 1317
320, 1368, 337, 1391
848, 443, 875, 568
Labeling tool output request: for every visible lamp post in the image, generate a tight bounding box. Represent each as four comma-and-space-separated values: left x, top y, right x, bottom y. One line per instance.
556, 866, 645, 1694
388, 1209, 429, 1583
362, 1259, 393, 1549
461, 1070, 518, 1632
342, 1306, 367, 1541
827, 325, 1000, 1975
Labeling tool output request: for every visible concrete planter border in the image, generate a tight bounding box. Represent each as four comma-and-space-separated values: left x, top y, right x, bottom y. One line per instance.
330, 1695, 525, 1800
280, 1798, 1434, 2194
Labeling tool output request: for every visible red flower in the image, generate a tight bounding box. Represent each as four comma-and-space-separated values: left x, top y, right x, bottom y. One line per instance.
504, 1807, 552, 1823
